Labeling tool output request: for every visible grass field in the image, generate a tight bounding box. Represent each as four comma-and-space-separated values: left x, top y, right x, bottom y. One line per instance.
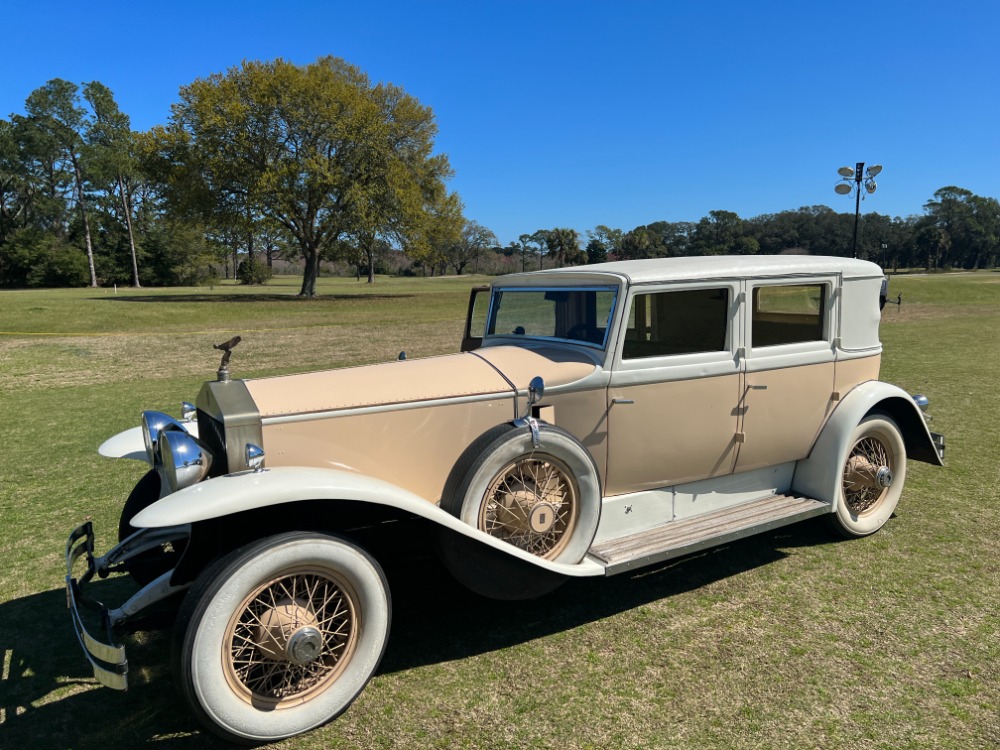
0, 271, 997, 749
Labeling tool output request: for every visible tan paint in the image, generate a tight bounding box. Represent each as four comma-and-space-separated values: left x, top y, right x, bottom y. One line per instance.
834, 354, 881, 396
262, 398, 513, 503
605, 374, 740, 495
542, 388, 610, 488
245, 353, 511, 417
473, 345, 598, 388
736, 362, 834, 472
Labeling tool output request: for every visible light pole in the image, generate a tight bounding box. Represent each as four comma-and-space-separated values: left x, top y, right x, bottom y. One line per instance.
835, 162, 881, 258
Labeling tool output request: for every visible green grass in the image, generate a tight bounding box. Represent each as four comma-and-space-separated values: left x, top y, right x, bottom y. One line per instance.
0, 272, 997, 749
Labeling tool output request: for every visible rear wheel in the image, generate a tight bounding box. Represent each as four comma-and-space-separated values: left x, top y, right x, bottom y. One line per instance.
174, 532, 390, 744
831, 415, 907, 538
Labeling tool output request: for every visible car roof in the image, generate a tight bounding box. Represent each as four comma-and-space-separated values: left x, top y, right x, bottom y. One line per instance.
495, 255, 884, 286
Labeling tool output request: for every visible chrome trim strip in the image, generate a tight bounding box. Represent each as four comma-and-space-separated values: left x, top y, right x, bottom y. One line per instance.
260, 391, 514, 426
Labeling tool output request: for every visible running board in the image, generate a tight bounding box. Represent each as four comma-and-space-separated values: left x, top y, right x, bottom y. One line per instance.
590, 494, 830, 576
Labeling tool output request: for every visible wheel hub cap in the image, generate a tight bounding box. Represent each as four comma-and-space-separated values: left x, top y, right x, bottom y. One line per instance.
528, 502, 557, 533
254, 598, 321, 662
287, 627, 324, 665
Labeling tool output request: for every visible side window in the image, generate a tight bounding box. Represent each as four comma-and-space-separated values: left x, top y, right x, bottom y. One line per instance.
751, 284, 826, 347
622, 288, 729, 359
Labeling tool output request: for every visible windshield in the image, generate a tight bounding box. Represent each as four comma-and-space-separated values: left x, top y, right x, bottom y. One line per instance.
486, 287, 618, 349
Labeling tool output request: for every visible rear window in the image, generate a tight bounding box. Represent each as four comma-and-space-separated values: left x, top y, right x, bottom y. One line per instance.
751, 284, 826, 346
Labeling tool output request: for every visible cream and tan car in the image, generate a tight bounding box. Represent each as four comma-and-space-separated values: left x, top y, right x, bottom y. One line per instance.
66, 255, 944, 743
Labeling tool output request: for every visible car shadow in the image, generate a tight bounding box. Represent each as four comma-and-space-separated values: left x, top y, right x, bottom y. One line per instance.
379, 516, 839, 674
1, 517, 838, 747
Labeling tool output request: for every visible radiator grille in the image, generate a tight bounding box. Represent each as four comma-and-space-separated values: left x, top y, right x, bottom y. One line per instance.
197, 408, 228, 477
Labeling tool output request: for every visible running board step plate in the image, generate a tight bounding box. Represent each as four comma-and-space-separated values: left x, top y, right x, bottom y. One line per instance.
590, 494, 830, 575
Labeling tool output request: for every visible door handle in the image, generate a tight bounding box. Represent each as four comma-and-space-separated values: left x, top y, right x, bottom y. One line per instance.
747, 384, 768, 390
611, 398, 635, 405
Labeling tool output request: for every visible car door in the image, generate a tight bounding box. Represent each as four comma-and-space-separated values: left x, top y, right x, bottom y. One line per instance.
734, 276, 838, 472
605, 281, 742, 496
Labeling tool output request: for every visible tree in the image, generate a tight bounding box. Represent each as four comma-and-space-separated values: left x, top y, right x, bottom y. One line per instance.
585, 224, 622, 263
542, 227, 582, 267
83, 81, 142, 286
21, 79, 98, 286
448, 219, 497, 274
152, 56, 453, 296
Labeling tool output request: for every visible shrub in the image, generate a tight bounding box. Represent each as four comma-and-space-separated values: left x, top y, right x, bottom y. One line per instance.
237, 256, 273, 285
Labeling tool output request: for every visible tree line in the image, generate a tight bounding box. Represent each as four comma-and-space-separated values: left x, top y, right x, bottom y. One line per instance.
2, 57, 998, 291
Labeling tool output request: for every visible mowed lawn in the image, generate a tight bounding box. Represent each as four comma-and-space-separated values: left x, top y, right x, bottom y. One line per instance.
0, 271, 996, 750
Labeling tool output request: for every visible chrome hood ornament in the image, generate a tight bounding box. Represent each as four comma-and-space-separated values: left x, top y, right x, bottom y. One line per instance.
214, 336, 242, 382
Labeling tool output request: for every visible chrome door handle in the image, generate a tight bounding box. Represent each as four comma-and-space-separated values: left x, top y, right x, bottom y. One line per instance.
611, 398, 635, 405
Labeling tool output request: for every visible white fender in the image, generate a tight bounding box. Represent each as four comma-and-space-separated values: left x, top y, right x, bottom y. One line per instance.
791, 380, 938, 509
98, 423, 200, 463
99, 427, 148, 462
130, 466, 604, 578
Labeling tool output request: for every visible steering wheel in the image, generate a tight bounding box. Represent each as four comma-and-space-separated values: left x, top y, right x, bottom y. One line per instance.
566, 323, 600, 343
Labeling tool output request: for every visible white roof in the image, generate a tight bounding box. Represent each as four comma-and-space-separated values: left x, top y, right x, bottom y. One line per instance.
495, 255, 883, 286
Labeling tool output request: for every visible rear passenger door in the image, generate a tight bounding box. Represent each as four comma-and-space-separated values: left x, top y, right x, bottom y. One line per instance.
735, 277, 838, 472
606, 281, 741, 495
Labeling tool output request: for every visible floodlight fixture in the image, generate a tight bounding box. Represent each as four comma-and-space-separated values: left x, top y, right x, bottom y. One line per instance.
834, 161, 883, 258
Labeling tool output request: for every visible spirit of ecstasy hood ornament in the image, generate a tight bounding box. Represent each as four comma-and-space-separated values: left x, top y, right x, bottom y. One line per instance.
214, 336, 242, 382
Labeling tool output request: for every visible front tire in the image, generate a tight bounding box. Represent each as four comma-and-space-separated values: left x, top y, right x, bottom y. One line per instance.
174, 532, 390, 744
832, 414, 907, 538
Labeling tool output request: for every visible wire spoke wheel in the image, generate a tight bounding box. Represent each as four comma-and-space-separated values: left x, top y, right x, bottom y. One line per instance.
177, 533, 390, 743
832, 415, 906, 538
842, 435, 894, 515
223, 567, 360, 708
479, 453, 578, 559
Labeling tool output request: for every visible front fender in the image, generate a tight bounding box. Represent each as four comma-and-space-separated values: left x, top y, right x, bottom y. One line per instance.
98, 422, 200, 463
130, 466, 603, 578
792, 380, 942, 508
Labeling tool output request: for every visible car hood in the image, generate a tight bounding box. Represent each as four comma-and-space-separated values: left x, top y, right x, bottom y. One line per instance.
243, 346, 598, 418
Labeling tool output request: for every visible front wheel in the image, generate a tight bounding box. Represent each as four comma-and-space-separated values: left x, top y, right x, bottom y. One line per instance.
174, 532, 390, 744
831, 414, 907, 538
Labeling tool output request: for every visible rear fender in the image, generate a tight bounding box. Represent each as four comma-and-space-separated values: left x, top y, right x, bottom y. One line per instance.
129, 466, 603, 578
792, 381, 942, 509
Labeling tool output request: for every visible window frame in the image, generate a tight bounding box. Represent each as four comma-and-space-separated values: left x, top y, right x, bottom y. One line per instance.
483, 285, 620, 351
611, 279, 741, 383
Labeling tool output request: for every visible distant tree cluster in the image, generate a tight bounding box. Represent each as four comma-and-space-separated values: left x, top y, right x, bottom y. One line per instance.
493, 192, 1000, 274
2, 57, 998, 289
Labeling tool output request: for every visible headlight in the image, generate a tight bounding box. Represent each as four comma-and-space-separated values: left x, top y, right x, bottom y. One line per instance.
141, 411, 188, 466
160, 430, 213, 493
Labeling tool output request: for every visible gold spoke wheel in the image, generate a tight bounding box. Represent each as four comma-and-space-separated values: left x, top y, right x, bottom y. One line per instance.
479, 454, 579, 560
223, 566, 360, 709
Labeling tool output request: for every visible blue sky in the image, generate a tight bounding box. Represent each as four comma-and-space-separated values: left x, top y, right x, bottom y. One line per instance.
2, 1, 997, 245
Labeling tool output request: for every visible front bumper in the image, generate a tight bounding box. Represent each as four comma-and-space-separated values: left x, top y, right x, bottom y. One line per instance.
65, 522, 128, 689
65, 521, 191, 691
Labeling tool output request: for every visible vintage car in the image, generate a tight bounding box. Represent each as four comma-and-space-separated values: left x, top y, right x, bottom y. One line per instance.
66, 255, 944, 743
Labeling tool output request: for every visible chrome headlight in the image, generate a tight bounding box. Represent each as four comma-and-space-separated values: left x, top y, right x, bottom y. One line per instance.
160, 430, 213, 493
141, 411, 188, 466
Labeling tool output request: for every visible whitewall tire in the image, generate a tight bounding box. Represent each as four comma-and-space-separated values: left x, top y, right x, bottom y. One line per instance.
174, 532, 390, 744
832, 415, 907, 538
